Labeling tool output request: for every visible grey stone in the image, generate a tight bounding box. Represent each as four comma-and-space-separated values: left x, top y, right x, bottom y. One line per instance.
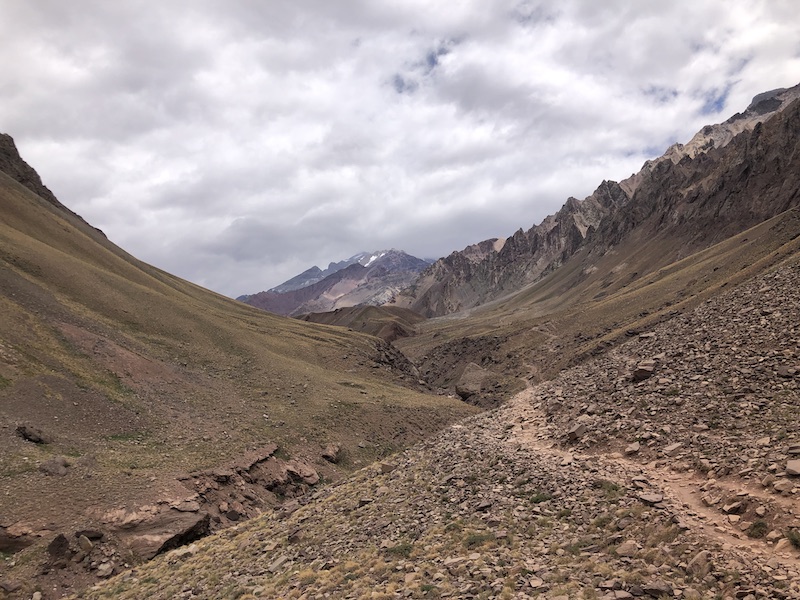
638, 493, 664, 506
77, 535, 93, 553
39, 456, 69, 477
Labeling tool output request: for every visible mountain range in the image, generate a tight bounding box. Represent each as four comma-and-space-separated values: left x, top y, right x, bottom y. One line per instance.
239, 249, 431, 316
2, 81, 800, 600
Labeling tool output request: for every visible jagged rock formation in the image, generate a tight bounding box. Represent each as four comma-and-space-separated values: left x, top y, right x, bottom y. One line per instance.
241, 250, 431, 316
394, 84, 800, 317
396, 182, 628, 316
0, 134, 61, 209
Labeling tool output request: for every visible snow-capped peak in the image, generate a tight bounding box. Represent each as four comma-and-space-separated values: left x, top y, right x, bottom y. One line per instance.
363, 251, 387, 267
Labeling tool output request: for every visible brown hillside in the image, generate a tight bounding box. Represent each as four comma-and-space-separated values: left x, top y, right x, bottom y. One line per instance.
0, 140, 476, 598
298, 305, 426, 343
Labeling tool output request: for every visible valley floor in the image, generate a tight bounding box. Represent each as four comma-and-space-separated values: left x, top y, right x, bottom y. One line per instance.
74, 256, 800, 600
76, 391, 799, 599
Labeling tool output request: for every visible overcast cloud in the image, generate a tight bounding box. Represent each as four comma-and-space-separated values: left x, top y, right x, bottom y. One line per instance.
2, 1, 800, 296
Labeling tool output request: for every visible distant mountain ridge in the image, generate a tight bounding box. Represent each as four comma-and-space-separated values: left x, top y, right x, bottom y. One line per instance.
267, 251, 388, 293
392, 83, 800, 317
240, 249, 432, 316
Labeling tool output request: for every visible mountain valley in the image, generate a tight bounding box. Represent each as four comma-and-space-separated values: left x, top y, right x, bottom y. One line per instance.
1, 82, 800, 600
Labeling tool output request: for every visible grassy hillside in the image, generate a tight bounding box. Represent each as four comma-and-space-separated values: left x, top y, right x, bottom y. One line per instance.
0, 171, 476, 596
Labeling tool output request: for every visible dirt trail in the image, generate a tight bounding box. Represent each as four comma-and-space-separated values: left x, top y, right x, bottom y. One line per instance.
506, 386, 800, 572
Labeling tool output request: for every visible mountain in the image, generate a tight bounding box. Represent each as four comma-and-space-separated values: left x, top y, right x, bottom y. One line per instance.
76, 84, 800, 599
393, 84, 800, 318
0, 136, 476, 597
240, 250, 431, 316
264, 251, 378, 294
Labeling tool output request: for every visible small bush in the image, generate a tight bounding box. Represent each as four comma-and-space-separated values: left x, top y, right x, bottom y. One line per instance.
530, 490, 553, 504
746, 520, 769, 539
464, 532, 494, 549
386, 542, 413, 558
787, 528, 800, 549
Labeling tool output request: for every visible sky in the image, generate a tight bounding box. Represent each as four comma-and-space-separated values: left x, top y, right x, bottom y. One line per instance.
2, 1, 800, 297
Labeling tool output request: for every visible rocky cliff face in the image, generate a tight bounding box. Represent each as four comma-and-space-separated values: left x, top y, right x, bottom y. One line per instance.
393, 84, 800, 317
394, 180, 630, 317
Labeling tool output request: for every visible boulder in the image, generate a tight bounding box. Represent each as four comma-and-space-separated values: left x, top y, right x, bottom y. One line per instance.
624, 441, 640, 455
638, 493, 664, 506
642, 580, 673, 598
616, 539, 639, 557
567, 422, 587, 441
322, 443, 342, 463
455, 363, 487, 400
106, 507, 211, 560
687, 550, 712, 576
286, 460, 320, 485
15, 424, 52, 444
39, 456, 69, 476
632, 359, 657, 381
47, 533, 71, 559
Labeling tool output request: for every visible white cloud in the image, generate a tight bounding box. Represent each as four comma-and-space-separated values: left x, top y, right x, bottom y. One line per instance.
1, 0, 799, 296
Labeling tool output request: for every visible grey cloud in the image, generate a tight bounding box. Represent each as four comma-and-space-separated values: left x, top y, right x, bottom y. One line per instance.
1, 1, 799, 297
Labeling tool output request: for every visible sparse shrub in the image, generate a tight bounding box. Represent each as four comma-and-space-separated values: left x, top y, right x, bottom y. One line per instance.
297, 569, 317, 585
385, 542, 413, 558
444, 519, 463, 533
746, 520, 769, 539
530, 490, 553, 504
592, 514, 613, 529
593, 479, 622, 498
787, 528, 800, 549
463, 532, 493, 549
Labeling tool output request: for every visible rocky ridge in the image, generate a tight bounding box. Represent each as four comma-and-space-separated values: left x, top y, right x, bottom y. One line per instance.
0, 134, 101, 235
394, 84, 800, 318
653, 86, 800, 170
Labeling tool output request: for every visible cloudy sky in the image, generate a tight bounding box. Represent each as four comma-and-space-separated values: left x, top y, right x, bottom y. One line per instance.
2, 1, 800, 296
